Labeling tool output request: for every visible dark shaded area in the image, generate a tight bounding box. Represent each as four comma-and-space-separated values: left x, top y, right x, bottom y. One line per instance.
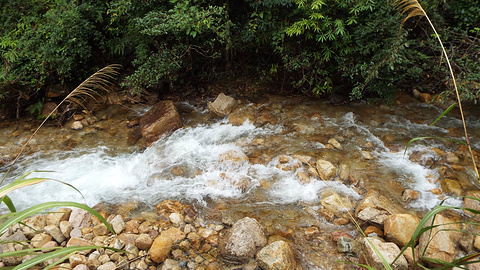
1, 0, 479, 119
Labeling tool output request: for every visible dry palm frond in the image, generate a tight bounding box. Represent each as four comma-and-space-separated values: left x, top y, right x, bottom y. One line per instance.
0, 64, 122, 184
393, 0, 479, 180
65, 64, 122, 110
393, 0, 426, 25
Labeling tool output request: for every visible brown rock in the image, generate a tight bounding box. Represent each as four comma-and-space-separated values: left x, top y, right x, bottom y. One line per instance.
384, 214, 420, 248
441, 178, 463, 196
316, 160, 337, 180
355, 189, 405, 225
160, 227, 186, 244
41, 102, 58, 117
208, 93, 238, 117
92, 223, 109, 237
465, 191, 480, 217
20, 215, 47, 239
46, 208, 72, 226
66, 237, 94, 247
135, 234, 153, 250
156, 200, 187, 217
364, 226, 383, 237
360, 237, 408, 270
69, 254, 87, 268
256, 241, 297, 270
401, 189, 419, 202
148, 236, 173, 264
139, 100, 183, 146
31, 233, 53, 248
418, 214, 461, 267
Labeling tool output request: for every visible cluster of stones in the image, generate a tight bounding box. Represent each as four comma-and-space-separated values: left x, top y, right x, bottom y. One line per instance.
324, 189, 480, 269
0, 200, 301, 270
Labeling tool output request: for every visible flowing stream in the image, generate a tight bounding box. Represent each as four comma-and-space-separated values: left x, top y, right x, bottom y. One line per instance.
1, 93, 479, 268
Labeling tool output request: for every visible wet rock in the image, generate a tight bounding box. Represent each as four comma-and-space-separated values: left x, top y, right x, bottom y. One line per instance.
135, 234, 153, 250
208, 93, 238, 117
440, 178, 463, 196
198, 228, 219, 245
384, 214, 419, 248
338, 164, 350, 183
413, 89, 432, 103
169, 212, 184, 227
71, 121, 84, 130
417, 214, 460, 267
139, 100, 183, 146
218, 149, 249, 164
364, 226, 384, 237
160, 227, 186, 244
256, 240, 298, 270
93, 223, 109, 237
156, 200, 187, 217
328, 138, 343, 150
219, 217, 267, 264
46, 208, 72, 226
296, 171, 311, 184
44, 225, 67, 243
401, 189, 419, 202
228, 107, 255, 126
355, 189, 404, 226
445, 152, 460, 164
464, 191, 480, 217
337, 236, 361, 254
319, 193, 354, 219
110, 215, 125, 234
149, 236, 173, 264
316, 160, 337, 180
360, 237, 408, 270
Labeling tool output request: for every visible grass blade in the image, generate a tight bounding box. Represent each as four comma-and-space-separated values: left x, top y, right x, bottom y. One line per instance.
430, 103, 457, 126
1, 195, 16, 212
404, 136, 467, 156
0, 202, 115, 236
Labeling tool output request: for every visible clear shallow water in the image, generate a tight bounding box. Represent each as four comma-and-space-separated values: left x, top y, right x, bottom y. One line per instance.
1, 93, 478, 269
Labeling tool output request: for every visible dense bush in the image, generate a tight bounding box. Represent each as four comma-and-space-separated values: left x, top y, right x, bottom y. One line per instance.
1, 0, 479, 117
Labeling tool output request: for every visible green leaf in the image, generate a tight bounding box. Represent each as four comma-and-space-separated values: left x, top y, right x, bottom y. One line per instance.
0, 195, 16, 212
430, 103, 457, 126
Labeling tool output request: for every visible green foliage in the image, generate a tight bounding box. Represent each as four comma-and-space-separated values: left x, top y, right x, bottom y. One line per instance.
1, 0, 480, 109
123, 0, 233, 94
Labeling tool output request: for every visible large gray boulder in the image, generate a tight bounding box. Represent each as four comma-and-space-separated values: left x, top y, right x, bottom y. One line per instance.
219, 217, 267, 264
140, 100, 183, 146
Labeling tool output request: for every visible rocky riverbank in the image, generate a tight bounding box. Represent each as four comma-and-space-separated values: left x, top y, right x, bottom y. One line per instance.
2, 91, 480, 269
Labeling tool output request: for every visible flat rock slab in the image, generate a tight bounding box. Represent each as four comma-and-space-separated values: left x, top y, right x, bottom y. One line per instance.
140, 100, 183, 146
